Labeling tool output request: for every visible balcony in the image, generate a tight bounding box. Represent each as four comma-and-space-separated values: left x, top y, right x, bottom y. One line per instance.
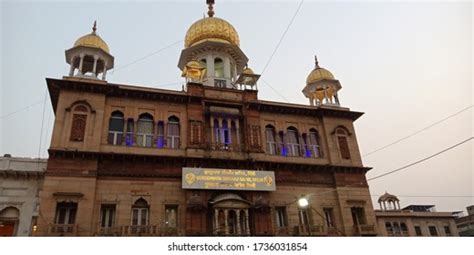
353, 224, 377, 236
47, 224, 78, 236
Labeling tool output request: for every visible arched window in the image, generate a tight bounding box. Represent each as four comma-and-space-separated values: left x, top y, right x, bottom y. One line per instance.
286, 127, 300, 157
137, 113, 154, 147
70, 105, 88, 141
167, 116, 180, 149
214, 58, 224, 78
108, 111, 124, 145
308, 128, 323, 158
265, 125, 277, 155
336, 128, 351, 159
131, 198, 149, 232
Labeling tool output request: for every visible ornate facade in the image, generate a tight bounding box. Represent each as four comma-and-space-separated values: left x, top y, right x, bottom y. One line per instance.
36, 2, 377, 236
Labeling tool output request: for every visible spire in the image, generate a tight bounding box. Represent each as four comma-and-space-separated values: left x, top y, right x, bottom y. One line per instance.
314, 55, 320, 68
207, 0, 215, 17
92, 20, 97, 34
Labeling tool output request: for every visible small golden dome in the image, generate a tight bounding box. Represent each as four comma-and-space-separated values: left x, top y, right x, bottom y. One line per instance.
73, 22, 110, 53
186, 60, 205, 69
185, 17, 240, 48
74, 33, 110, 53
242, 66, 254, 75
306, 67, 335, 85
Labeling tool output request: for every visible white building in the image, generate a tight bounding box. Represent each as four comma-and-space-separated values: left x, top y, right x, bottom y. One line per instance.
0, 155, 46, 236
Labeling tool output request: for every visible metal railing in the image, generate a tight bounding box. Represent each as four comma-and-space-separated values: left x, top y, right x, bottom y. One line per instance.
96, 225, 179, 236
353, 224, 376, 236
48, 224, 78, 236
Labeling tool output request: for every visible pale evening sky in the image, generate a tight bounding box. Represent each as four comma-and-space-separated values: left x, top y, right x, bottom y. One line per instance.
0, 0, 472, 213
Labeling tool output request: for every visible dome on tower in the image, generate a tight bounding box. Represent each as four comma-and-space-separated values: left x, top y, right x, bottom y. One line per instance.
302, 56, 342, 107
184, 17, 240, 48
73, 22, 110, 53
306, 66, 335, 85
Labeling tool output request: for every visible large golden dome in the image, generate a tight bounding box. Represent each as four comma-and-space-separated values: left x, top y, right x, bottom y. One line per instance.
184, 17, 240, 48
306, 67, 335, 85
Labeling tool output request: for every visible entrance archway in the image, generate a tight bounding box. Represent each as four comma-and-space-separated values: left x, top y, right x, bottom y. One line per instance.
210, 193, 250, 236
0, 207, 20, 236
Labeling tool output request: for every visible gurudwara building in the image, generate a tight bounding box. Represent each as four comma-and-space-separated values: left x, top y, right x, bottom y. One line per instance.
36, 1, 377, 236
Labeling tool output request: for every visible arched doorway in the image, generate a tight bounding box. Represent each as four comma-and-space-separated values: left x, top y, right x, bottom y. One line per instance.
210, 193, 250, 236
0, 207, 20, 236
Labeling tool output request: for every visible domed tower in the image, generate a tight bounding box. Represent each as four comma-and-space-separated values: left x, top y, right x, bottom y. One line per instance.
178, 0, 253, 89
302, 56, 341, 106
378, 192, 401, 211
65, 21, 114, 81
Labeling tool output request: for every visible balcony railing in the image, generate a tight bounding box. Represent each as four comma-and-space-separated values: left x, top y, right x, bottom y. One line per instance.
292, 225, 327, 236
96, 225, 179, 236
353, 224, 377, 236
208, 142, 244, 152
48, 224, 78, 236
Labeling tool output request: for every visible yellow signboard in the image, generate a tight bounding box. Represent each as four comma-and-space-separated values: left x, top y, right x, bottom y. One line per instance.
182, 167, 276, 191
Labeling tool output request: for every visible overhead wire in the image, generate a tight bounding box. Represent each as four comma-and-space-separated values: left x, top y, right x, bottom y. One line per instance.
257, 0, 305, 102
362, 105, 473, 157
111, 39, 183, 74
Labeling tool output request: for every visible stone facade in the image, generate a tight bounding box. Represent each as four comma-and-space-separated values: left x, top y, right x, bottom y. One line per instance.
0, 155, 46, 236
35, 79, 377, 236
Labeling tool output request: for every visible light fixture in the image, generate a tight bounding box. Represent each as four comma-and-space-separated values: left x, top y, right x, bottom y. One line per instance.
298, 197, 309, 208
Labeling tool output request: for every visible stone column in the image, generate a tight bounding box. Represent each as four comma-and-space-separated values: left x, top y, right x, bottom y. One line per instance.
92, 55, 99, 77
69, 57, 75, 76
236, 211, 241, 235
218, 117, 223, 148
397, 201, 400, 210
224, 57, 231, 88
309, 97, 314, 106
323, 85, 328, 104
210, 117, 215, 146
206, 55, 215, 86
102, 62, 107, 80
233, 64, 237, 82
334, 92, 340, 105
245, 210, 250, 235
224, 209, 229, 235
214, 209, 219, 235
235, 119, 240, 150
78, 53, 85, 75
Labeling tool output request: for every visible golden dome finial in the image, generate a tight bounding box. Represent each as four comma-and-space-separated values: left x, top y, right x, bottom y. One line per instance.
314, 55, 320, 68
207, 0, 215, 17
92, 20, 97, 34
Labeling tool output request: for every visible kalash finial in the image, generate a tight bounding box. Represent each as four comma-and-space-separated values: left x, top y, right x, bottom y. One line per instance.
207, 0, 215, 17
314, 55, 320, 68
92, 20, 97, 34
